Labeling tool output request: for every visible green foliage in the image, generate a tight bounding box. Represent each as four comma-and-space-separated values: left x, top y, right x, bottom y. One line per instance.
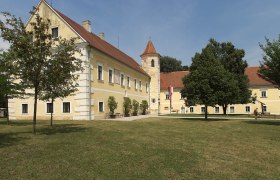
132, 99, 139, 115
140, 100, 149, 115
160, 55, 188, 72
108, 96, 118, 115
0, 10, 83, 132
123, 97, 132, 116
258, 35, 280, 88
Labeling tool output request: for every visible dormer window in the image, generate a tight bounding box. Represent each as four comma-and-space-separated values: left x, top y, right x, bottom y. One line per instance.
51, 27, 58, 39
151, 59, 155, 67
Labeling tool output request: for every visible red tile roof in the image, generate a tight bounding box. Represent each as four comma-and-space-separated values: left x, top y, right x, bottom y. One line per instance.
160, 71, 189, 90
160, 67, 272, 91
141, 40, 157, 57
245, 66, 272, 86
53, 9, 150, 77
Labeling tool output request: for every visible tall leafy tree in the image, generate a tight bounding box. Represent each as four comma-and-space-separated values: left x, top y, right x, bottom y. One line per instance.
181, 46, 236, 120
0, 10, 83, 133
39, 38, 83, 127
203, 39, 251, 114
258, 36, 280, 88
160, 55, 188, 72
0, 50, 25, 124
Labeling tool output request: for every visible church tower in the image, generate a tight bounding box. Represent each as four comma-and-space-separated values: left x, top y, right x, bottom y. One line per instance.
141, 40, 160, 114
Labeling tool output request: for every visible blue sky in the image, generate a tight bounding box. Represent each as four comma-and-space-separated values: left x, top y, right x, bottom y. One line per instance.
1, 0, 280, 66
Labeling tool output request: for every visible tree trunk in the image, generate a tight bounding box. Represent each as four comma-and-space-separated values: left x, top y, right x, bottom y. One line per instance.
205, 105, 208, 120
222, 104, 227, 115
50, 98, 54, 127
33, 89, 38, 134
5, 93, 9, 125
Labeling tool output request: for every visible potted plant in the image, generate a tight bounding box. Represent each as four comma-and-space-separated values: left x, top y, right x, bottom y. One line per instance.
140, 100, 148, 115
132, 99, 139, 116
123, 97, 132, 117
108, 96, 118, 118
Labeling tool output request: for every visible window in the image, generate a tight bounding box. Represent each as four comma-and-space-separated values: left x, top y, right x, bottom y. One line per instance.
22, 104, 28, 114
151, 59, 155, 67
127, 76, 130, 87
261, 90, 267, 98
99, 102, 104, 112
63, 102, 70, 113
201, 107, 205, 113
166, 94, 170, 100
215, 107, 219, 113
51, 27, 58, 38
139, 81, 142, 90
230, 106, 235, 113
190, 107, 194, 113
97, 64, 103, 81
246, 106, 250, 113
262, 105, 267, 113
134, 79, 137, 89
109, 68, 113, 83
146, 83, 149, 93
47, 103, 53, 113
152, 98, 156, 103
121, 74, 125, 86
114, 69, 120, 84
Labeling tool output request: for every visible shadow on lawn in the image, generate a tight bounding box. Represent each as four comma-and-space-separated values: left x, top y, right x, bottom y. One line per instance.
244, 120, 280, 126
0, 132, 28, 148
38, 123, 87, 135
178, 118, 231, 122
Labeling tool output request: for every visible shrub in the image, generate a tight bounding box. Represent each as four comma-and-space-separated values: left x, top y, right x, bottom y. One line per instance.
140, 100, 149, 115
108, 96, 118, 115
132, 99, 139, 116
123, 97, 132, 116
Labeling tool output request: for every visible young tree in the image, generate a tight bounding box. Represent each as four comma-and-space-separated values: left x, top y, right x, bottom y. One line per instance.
0, 50, 25, 124
258, 36, 280, 88
123, 97, 132, 116
132, 99, 139, 116
108, 96, 118, 116
181, 45, 237, 120
140, 100, 148, 115
0, 11, 83, 133
39, 38, 83, 127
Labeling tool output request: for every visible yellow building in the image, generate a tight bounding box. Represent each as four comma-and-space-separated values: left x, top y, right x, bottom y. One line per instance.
9, 0, 159, 120
160, 67, 280, 115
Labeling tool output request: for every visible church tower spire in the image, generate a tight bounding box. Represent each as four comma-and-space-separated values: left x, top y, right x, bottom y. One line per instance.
141, 40, 160, 115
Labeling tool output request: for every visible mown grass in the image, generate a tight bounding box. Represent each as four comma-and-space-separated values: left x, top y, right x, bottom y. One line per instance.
161, 113, 280, 119
0, 118, 279, 179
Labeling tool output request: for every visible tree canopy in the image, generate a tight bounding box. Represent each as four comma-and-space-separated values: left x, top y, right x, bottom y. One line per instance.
258, 35, 280, 88
160, 55, 188, 72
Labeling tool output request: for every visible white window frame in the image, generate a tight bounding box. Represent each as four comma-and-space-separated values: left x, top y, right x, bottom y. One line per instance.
51, 26, 59, 39
62, 102, 71, 113
245, 106, 250, 113
262, 105, 267, 113
190, 107, 194, 113
146, 82, 148, 93
108, 67, 114, 84
121, 73, 125, 86
152, 98, 156, 103
21, 103, 28, 114
97, 63, 104, 81
215, 106, 219, 113
46, 102, 54, 114
261, 90, 267, 98
139, 80, 142, 90
230, 106, 235, 113
134, 78, 138, 90
201, 107, 205, 113
127, 76, 131, 88
98, 101, 104, 112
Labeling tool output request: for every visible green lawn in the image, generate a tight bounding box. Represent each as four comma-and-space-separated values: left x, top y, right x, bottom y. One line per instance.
0, 118, 280, 179
161, 113, 280, 119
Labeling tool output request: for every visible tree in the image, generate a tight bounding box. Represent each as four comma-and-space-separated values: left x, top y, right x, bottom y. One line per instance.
108, 96, 118, 115
181, 44, 238, 120
39, 38, 83, 127
0, 10, 83, 133
160, 55, 188, 72
123, 97, 132, 116
258, 36, 280, 88
199, 39, 251, 114
0, 50, 25, 124
140, 100, 148, 115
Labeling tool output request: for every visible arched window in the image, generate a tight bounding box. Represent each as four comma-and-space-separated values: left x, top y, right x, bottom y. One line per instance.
151, 59, 155, 67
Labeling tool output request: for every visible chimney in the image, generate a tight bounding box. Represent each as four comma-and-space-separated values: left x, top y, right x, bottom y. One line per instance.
82, 20, 91, 32
98, 32, 105, 40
